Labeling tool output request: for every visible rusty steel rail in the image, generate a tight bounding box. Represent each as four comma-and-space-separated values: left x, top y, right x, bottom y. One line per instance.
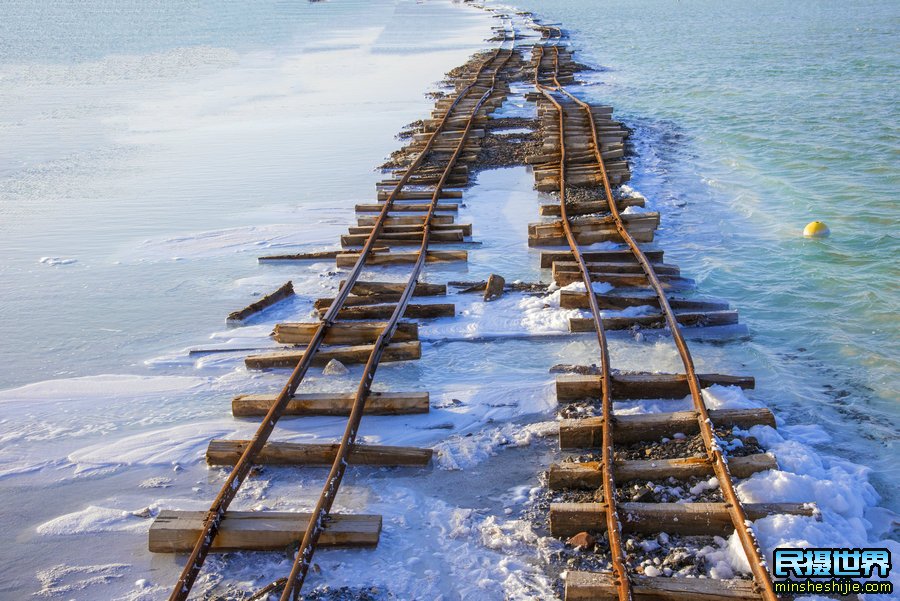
533, 36, 632, 601
536, 23, 778, 601
167, 33, 514, 601
278, 38, 517, 601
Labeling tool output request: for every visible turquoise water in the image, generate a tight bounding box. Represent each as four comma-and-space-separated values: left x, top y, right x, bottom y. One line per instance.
508, 0, 900, 510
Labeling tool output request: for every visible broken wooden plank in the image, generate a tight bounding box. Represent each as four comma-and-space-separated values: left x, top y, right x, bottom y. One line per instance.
316, 303, 455, 320
335, 250, 467, 267
272, 321, 418, 344
559, 408, 776, 448
226, 281, 294, 323
569, 310, 739, 332
207, 441, 432, 467
483, 274, 505, 301
245, 341, 421, 369
149, 510, 381, 553
231, 391, 429, 417
550, 501, 814, 537
548, 454, 778, 489
565, 571, 762, 601
556, 372, 755, 401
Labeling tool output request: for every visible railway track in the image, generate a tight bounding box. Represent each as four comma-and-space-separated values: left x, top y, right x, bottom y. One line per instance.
144, 8, 828, 600
529, 24, 815, 601
151, 21, 522, 601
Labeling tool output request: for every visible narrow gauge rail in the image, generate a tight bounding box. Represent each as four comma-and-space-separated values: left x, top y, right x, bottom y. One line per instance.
158, 25, 518, 601
531, 25, 811, 601
533, 32, 632, 601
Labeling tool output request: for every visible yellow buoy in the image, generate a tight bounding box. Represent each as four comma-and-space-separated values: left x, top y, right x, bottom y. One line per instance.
803, 221, 830, 237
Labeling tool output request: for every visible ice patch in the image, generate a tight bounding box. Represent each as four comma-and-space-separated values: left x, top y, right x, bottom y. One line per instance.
38, 256, 77, 266
518, 290, 583, 334
492, 127, 533, 135
434, 421, 555, 470
123, 223, 343, 262
0, 374, 206, 403
700, 385, 762, 410
561, 281, 615, 294
67, 421, 242, 474
36, 506, 151, 536
35, 563, 131, 597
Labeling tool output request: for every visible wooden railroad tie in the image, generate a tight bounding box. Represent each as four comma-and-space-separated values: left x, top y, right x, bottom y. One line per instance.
550, 501, 816, 538
312, 294, 429, 310
376, 189, 463, 200
559, 408, 775, 448
555, 372, 755, 401
347, 224, 472, 236
206, 441, 433, 467
357, 216, 457, 228
314, 303, 455, 320
552, 260, 680, 276
355, 203, 459, 213
231, 391, 430, 417
149, 511, 381, 553
569, 310, 739, 332
540, 249, 664, 268
537, 197, 644, 216
258, 248, 390, 262
335, 250, 467, 267
272, 321, 418, 345
340, 230, 467, 248
551, 268, 693, 289
559, 291, 729, 312
245, 341, 421, 369
565, 571, 780, 601
548, 454, 777, 489
339, 281, 446, 296
528, 213, 659, 247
